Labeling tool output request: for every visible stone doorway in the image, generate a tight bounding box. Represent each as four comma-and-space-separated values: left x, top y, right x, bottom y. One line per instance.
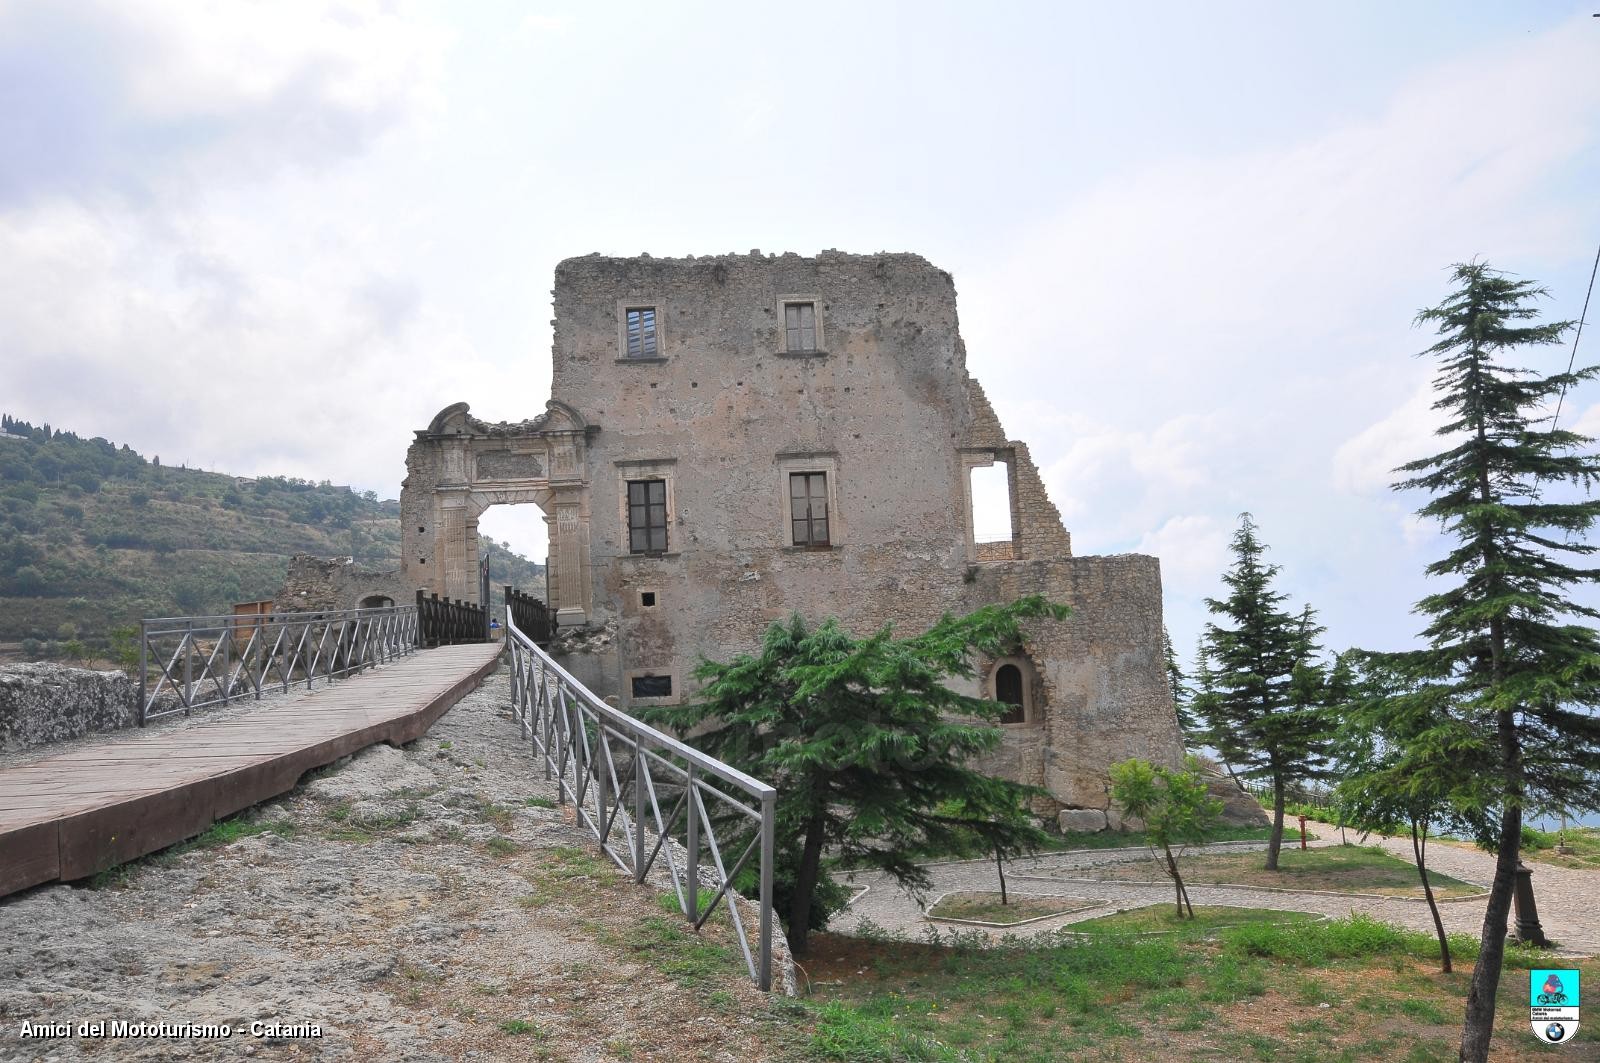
400, 401, 595, 626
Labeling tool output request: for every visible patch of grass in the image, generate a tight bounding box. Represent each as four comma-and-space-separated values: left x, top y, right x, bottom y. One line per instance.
1512, 824, 1600, 870
523, 796, 556, 809
438, 740, 453, 750
926, 891, 1095, 924
485, 836, 520, 857
809, 1000, 961, 1062
613, 915, 739, 989
657, 889, 717, 919
799, 923, 1599, 1063
1067, 904, 1319, 936
85, 811, 296, 888
319, 801, 420, 842
190, 816, 298, 848
86, 862, 138, 890
1220, 913, 1478, 967
497, 1018, 546, 1037
1397, 997, 1450, 1024
1085, 842, 1482, 899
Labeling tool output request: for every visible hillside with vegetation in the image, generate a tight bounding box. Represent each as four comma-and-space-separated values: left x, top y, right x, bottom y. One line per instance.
0, 414, 543, 661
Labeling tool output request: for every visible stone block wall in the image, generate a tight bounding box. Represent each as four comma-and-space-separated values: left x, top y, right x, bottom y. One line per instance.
273, 555, 415, 614
0, 663, 137, 754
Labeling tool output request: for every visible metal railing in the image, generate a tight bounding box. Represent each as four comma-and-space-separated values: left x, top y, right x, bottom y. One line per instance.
417, 590, 488, 647
504, 608, 777, 990
140, 605, 419, 723
504, 584, 553, 647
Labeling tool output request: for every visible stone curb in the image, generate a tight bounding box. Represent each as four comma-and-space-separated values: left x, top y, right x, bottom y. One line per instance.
1049, 908, 1332, 940
1008, 873, 1489, 904
921, 890, 1102, 929
901, 837, 1277, 874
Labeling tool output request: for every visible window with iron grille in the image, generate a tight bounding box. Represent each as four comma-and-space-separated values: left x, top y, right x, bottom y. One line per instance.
625, 307, 659, 358
784, 302, 817, 352
627, 479, 668, 553
789, 472, 829, 546
995, 663, 1025, 724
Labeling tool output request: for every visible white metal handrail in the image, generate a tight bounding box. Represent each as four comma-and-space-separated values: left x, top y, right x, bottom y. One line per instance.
504, 609, 777, 990
139, 605, 419, 722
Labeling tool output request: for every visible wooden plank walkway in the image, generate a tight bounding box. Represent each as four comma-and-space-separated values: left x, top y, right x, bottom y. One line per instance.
0, 642, 503, 899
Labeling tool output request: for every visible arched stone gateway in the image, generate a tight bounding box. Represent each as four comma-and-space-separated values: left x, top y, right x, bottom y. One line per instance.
401, 400, 595, 626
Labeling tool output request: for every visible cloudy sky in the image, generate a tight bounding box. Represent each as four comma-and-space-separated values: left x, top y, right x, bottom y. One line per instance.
4, 1, 1598, 664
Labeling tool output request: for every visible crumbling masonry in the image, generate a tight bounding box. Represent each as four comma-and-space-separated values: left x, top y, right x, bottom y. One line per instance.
401, 251, 1186, 815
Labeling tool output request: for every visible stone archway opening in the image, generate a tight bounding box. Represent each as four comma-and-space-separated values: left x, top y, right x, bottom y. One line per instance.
477, 501, 552, 619
401, 401, 595, 627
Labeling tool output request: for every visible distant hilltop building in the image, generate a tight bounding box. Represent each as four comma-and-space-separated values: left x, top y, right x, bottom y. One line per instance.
399, 251, 1187, 816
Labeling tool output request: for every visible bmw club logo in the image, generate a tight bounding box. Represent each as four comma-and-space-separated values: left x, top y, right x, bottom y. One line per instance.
1530, 969, 1580, 1045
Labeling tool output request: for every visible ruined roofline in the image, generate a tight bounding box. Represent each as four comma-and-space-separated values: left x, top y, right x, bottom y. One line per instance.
554, 248, 950, 278
417, 400, 591, 440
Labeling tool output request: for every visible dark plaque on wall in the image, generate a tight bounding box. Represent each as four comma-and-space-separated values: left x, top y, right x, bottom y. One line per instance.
476, 451, 544, 480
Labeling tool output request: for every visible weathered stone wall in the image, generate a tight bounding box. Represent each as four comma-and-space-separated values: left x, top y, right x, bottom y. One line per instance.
0, 663, 136, 754
273, 555, 414, 614
398, 251, 1186, 810
535, 250, 1186, 811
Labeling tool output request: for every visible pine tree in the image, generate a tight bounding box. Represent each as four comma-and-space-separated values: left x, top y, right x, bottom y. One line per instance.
642, 596, 1065, 954
1195, 513, 1331, 870
1381, 261, 1600, 1062
1163, 625, 1198, 737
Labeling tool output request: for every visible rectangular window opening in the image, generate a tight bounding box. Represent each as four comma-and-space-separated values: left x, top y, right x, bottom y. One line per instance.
784, 302, 817, 352
969, 461, 1014, 544
625, 307, 659, 358
627, 479, 668, 553
640, 591, 657, 608
790, 471, 830, 546
631, 674, 672, 698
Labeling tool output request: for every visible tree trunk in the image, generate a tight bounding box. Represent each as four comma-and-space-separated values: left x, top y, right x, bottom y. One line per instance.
995, 845, 1008, 905
1410, 817, 1451, 973
1266, 773, 1286, 870
787, 812, 828, 956
1459, 707, 1522, 1063
1163, 843, 1192, 919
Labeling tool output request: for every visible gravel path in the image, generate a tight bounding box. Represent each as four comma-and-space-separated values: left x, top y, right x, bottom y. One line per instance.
835, 824, 1600, 956
0, 670, 785, 1063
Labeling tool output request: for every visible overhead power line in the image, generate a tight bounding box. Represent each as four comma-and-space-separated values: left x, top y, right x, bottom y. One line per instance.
1552, 238, 1600, 433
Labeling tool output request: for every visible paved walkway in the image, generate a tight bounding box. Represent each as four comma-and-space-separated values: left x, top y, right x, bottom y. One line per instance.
0, 642, 502, 897
834, 823, 1599, 956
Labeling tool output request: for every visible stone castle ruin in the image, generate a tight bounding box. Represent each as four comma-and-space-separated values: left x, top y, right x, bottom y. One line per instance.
399, 251, 1186, 816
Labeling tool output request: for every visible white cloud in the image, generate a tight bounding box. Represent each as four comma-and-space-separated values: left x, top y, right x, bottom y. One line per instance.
1570, 401, 1600, 439
1134, 515, 1230, 598
0, 0, 442, 205
1331, 382, 1445, 495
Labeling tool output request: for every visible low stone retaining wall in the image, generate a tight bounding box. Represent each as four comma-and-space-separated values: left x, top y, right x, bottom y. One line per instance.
0, 663, 137, 754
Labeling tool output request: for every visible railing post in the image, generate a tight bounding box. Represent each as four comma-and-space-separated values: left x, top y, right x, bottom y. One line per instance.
183, 619, 194, 708
594, 714, 607, 845
760, 790, 775, 991
138, 619, 148, 726
221, 619, 231, 704
685, 765, 699, 921
541, 663, 552, 782
633, 736, 647, 882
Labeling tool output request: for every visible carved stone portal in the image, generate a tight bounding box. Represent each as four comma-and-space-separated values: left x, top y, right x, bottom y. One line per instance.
400, 400, 595, 626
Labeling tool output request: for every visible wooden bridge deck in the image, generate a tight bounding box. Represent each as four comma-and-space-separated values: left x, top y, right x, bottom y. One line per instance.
0, 642, 503, 899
